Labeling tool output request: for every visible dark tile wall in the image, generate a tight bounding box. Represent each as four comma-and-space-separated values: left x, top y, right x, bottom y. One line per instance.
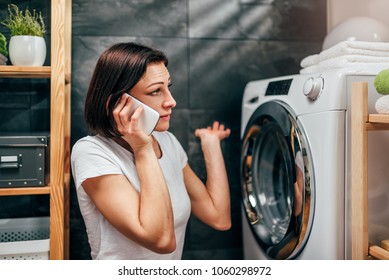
0, 0, 326, 260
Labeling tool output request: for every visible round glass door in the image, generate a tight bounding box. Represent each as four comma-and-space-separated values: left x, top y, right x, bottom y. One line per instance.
241, 101, 314, 259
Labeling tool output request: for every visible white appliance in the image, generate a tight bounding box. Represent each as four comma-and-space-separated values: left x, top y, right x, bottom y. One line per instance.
240, 69, 389, 259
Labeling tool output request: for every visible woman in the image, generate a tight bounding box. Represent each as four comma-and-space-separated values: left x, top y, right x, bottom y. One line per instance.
71, 42, 231, 260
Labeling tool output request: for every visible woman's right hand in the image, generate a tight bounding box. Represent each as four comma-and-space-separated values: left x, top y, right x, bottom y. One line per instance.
113, 93, 153, 152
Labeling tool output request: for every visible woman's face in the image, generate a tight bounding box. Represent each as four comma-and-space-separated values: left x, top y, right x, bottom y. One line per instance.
130, 62, 176, 132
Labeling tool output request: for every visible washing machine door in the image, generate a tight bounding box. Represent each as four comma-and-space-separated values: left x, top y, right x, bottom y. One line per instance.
241, 101, 314, 259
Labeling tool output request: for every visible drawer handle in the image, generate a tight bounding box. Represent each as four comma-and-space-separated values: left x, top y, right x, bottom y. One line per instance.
0, 162, 19, 169
0, 155, 21, 169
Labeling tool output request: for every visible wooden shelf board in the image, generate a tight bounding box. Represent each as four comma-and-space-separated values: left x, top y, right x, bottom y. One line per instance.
366, 123, 389, 131
369, 113, 389, 124
0, 65, 51, 78
366, 114, 389, 130
0, 186, 50, 196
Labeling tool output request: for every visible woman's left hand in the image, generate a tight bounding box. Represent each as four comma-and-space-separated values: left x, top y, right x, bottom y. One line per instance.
194, 121, 231, 145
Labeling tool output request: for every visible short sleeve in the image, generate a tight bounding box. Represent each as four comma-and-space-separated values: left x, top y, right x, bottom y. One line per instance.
70, 138, 122, 189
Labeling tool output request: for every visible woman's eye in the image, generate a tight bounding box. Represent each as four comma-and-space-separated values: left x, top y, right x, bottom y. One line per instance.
149, 89, 160, 96
149, 84, 172, 96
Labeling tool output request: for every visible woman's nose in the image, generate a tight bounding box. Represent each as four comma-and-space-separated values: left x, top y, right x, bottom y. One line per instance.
164, 91, 176, 108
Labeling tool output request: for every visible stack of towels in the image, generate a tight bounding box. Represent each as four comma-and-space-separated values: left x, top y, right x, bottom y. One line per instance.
300, 41, 389, 74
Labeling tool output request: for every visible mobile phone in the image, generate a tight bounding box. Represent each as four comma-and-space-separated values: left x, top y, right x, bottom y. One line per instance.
128, 94, 159, 135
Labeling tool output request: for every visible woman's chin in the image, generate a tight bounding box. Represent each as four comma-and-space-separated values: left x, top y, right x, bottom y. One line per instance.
154, 123, 170, 132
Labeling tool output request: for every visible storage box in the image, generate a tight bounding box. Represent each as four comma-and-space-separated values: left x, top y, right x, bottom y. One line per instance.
0, 217, 50, 260
0, 133, 49, 187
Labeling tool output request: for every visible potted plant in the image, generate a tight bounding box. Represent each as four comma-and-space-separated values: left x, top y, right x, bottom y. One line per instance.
1, 4, 46, 66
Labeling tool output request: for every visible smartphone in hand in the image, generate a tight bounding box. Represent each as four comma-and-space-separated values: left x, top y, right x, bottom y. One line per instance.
128, 94, 159, 135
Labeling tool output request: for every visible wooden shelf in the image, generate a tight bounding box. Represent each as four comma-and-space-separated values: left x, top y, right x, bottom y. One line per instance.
0, 65, 51, 78
351, 82, 389, 260
0, 0, 72, 260
0, 186, 50, 196
369, 114, 389, 123
366, 114, 389, 130
0, 65, 71, 84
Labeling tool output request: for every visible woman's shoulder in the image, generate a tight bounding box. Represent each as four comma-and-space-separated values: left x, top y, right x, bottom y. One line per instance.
71, 135, 113, 156
73, 135, 101, 148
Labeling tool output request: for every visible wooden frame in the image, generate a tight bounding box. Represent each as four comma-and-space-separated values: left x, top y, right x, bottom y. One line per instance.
49, 0, 72, 260
351, 82, 389, 260
0, 0, 71, 260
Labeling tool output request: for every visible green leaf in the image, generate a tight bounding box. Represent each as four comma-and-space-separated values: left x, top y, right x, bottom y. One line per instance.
0, 32, 8, 56
1, 4, 46, 37
0, 47, 8, 57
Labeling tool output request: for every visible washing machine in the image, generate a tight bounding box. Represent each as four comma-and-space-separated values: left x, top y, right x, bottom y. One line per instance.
240, 68, 389, 260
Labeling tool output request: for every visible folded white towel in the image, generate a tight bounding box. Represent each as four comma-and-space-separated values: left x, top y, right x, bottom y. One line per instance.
319, 54, 389, 66
301, 41, 389, 68
299, 62, 389, 74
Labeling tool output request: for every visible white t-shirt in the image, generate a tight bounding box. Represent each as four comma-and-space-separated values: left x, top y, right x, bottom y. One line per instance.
71, 131, 191, 260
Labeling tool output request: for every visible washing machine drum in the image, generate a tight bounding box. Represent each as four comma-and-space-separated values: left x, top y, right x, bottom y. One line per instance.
241, 101, 314, 260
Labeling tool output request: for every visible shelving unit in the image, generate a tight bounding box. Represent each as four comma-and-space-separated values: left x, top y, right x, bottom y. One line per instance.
351, 82, 389, 260
0, 0, 72, 260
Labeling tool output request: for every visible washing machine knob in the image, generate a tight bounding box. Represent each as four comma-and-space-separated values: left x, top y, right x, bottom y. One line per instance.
303, 76, 324, 101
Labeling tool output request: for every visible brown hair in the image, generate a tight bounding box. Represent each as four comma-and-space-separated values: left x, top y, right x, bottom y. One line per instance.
84, 42, 168, 137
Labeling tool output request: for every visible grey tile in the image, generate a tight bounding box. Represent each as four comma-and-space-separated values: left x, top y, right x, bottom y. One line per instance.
30, 89, 50, 132
189, 39, 322, 110
0, 92, 31, 109
189, 0, 326, 41
30, 109, 50, 131
72, 0, 188, 37
168, 108, 190, 151
0, 110, 31, 132
0, 77, 50, 132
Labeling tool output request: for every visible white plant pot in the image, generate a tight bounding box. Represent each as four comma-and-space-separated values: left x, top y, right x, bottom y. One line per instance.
9, 35, 46, 66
